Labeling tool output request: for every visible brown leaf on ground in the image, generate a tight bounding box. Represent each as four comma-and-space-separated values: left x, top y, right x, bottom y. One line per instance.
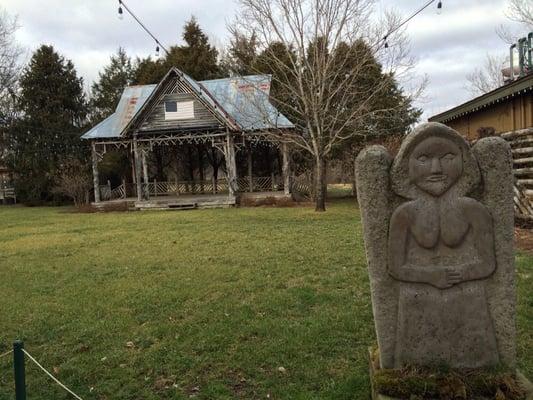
153, 376, 176, 391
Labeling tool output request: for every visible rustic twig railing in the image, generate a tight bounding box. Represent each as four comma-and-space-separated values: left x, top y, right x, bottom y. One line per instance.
100, 176, 294, 201
141, 179, 230, 198
501, 127, 533, 221
0, 187, 16, 203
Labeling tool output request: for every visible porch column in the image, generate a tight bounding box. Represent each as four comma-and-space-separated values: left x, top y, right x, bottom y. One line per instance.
91, 142, 101, 203
282, 142, 291, 195
133, 135, 143, 202
142, 149, 149, 184
225, 133, 238, 197
247, 143, 253, 192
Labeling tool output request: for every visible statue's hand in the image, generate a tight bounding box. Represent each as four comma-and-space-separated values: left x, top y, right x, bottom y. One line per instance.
445, 267, 463, 285
428, 269, 453, 289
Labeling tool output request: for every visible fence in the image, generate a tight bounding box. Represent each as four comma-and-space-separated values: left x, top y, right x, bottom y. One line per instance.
98, 176, 303, 201
0, 187, 16, 203
1, 340, 85, 400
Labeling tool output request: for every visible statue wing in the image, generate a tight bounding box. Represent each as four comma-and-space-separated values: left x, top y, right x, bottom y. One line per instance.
355, 145, 398, 368
472, 137, 516, 367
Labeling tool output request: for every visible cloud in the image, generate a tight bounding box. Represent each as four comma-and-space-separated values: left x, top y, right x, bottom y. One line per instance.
2, 0, 526, 121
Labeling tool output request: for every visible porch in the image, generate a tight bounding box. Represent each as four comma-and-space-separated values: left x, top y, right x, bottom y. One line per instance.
94, 175, 295, 211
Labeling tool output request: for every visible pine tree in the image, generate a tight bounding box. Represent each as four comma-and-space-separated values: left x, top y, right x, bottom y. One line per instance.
89, 47, 134, 123
8, 45, 88, 202
173, 16, 221, 80
132, 17, 222, 84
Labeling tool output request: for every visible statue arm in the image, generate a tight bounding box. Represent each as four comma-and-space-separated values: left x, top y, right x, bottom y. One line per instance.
388, 207, 437, 285
454, 203, 496, 282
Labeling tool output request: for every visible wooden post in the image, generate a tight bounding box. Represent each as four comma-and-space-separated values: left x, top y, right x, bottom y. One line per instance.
212, 175, 217, 195
225, 133, 238, 197
133, 135, 143, 201
154, 179, 158, 198
13, 340, 26, 400
247, 144, 253, 192
142, 149, 149, 184
282, 142, 291, 195
271, 172, 276, 191
91, 142, 101, 203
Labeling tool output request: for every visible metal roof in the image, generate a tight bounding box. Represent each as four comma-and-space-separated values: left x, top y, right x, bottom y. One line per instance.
82, 72, 294, 140
201, 75, 294, 131
82, 85, 156, 139
429, 73, 533, 123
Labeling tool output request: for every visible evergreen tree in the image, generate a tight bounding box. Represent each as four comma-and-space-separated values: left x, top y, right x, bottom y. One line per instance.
174, 16, 221, 80
132, 17, 222, 84
221, 31, 259, 75
89, 47, 134, 123
7, 45, 87, 202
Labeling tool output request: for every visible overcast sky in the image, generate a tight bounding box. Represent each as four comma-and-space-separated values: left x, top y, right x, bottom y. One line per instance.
2, 0, 528, 120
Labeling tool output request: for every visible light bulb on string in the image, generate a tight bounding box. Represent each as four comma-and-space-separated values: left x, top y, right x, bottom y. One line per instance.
118, 0, 124, 20
437, 1, 442, 15
155, 45, 160, 58
383, 36, 389, 49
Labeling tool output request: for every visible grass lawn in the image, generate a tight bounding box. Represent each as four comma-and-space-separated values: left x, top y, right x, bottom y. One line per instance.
0, 200, 531, 399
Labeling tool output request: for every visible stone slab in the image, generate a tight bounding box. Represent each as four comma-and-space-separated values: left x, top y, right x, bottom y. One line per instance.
356, 123, 516, 369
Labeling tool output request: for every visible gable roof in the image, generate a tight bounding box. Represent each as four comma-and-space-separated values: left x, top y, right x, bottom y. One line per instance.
429, 73, 533, 123
82, 68, 295, 140
201, 75, 294, 131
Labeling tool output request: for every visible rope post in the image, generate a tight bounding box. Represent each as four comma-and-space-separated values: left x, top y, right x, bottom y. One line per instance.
13, 340, 26, 400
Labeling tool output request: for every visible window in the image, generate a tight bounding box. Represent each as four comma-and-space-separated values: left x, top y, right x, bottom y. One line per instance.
165, 101, 177, 112
164, 100, 195, 120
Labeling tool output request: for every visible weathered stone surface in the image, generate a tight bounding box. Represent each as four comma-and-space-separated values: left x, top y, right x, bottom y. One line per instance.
355, 146, 397, 369
356, 122, 516, 370
472, 137, 516, 367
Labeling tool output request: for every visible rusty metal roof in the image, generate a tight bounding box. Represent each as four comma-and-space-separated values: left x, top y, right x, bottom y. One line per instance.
82, 71, 294, 140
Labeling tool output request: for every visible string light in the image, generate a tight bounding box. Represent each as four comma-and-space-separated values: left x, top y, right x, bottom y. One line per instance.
118, 0, 124, 20
155, 45, 160, 58
382, 0, 443, 50
115, 0, 169, 56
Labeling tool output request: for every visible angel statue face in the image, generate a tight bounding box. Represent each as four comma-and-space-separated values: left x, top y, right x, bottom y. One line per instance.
408, 137, 463, 197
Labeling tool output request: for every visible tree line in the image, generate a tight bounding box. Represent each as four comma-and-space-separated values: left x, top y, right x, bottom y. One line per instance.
0, 7, 422, 210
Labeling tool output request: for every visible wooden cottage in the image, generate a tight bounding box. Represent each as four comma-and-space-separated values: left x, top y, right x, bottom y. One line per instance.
429, 73, 533, 221
82, 68, 297, 210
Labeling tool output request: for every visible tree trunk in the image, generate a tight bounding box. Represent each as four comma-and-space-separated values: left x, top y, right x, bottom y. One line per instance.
315, 155, 326, 212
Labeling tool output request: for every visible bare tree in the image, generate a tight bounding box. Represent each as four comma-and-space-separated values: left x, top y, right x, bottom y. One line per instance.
0, 8, 22, 165
0, 9, 21, 101
231, 0, 422, 211
465, 53, 507, 96
467, 0, 532, 95
508, 0, 533, 28
53, 159, 92, 207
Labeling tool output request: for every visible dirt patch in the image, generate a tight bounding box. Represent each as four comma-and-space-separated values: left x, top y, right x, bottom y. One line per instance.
239, 196, 298, 207
515, 227, 533, 254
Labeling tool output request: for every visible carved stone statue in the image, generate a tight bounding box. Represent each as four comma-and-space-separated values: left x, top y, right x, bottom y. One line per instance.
356, 122, 516, 370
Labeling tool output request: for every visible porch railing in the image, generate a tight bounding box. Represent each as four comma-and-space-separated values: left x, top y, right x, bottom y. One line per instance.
237, 176, 283, 192
0, 187, 16, 203
141, 179, 230, 198
100, 176, 289, 201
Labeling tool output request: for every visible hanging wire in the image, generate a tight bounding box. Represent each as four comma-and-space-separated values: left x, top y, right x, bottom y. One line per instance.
116, 0, 170, 56
381, 0, 442, 49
